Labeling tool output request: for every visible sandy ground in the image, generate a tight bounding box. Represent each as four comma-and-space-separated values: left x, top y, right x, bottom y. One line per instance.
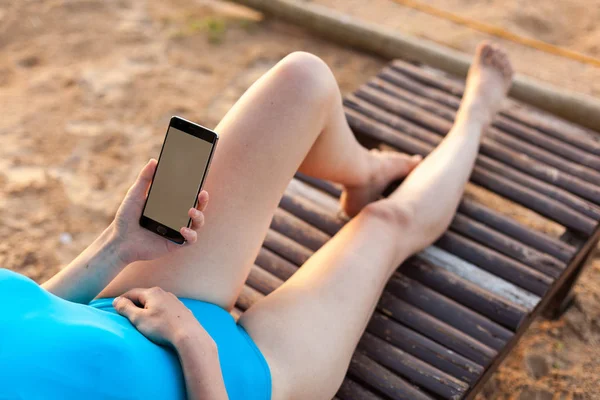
1, 0, 599, 399
314, 0, 600, 98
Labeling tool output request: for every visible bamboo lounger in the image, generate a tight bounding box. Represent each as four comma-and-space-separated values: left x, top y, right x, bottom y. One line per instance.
233, 59, 600, 399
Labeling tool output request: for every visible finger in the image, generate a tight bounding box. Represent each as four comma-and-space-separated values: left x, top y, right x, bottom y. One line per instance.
188, 208, 205, 230
196, 190, 209, 212
113, 296, 143, 322
409, 154, 423, 169
119, 287, 151, 307
180, 227, 198, 244
396, 153, 422, 175
127, 159, 157, 202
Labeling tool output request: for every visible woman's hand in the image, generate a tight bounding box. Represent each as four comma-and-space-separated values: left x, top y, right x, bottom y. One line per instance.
112, 159, 209, 264
113, 287, 213, 348
115, 287, 230, 400
42, 160, 209, 305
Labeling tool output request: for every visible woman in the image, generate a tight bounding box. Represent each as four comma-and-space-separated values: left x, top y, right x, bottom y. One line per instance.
0, 42, 513, 400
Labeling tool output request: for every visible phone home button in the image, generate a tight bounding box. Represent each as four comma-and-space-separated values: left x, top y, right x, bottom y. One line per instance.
157, 226, 167, 235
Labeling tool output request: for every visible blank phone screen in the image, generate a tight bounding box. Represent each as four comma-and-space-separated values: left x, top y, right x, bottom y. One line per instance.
143, 127, 213, 230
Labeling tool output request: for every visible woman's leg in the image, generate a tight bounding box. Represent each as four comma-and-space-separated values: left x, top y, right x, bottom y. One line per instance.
239, 43, 513, 400
99, 52, 418, 308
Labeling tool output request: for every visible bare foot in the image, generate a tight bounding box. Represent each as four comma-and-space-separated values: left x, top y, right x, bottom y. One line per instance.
340, 149, 422, 217
340, 43, 512, 218
459, 42, 514, 127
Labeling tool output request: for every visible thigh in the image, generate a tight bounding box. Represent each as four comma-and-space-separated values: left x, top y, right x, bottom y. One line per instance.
99, 53, 334, 309
239, 203, 411, 400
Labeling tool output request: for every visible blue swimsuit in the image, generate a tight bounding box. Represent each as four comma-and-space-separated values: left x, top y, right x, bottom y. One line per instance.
0, 269, 271, 400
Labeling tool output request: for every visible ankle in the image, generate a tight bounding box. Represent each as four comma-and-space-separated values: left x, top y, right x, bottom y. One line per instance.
346, 147, 380, 188
365, 148, 387, 188
454, 104, 488, 135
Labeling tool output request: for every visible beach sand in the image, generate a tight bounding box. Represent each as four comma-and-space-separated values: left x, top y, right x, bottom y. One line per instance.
1, 1, 599, 398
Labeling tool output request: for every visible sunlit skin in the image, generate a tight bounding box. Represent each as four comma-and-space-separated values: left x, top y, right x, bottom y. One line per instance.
41, 42, 513, 400
42, 159, 228, 399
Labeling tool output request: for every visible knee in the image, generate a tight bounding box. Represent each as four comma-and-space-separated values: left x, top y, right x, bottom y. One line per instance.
361, 198, 454, 254
359, 198, 416, 234
274, 51, 339, 105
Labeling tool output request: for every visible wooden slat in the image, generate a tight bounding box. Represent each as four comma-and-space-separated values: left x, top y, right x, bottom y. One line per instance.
236, 285, 263, 311
377, 67, 462, 109
293, 172, 575, 263
389, 59, 600, 157
263, 229, 312, 266
245, 257, 461, 400
280, 193, 342, 231
255, 247, 298, 281
402, 257, 526, 330
230, 307, 243, 321
376, 68, 600, 169
289, 167, 547, 312
362, 79, 600, 187
450, 214, 565, 275
470, 166, 595, 235
458, 198, 575, 262
271, 208, 330, 251
376, 68, 600, 208
347, 92, 600, 212
287, 178, 342, 213
358, 332, 469, 399
419, 247, 540, 309
247, 248, 502, 386
438, 223, 562, 280
246, 265, 284, 295
345, 97, 599, 225
260, 231, 496, 386
281, 180, 543, 318
279, 192, 344, 235
436, 232, 552, 296
264, 216, 496, 367
367, 313, 483, 384
345, 95, 441, 147
378, 292, 496, 366
348, 353, 434, 400
295, 172, 343, 198
387, 274, 512, 349
275, 194, 549, 299
237, 58, 600, 400
492, 117, 600, 173
345, 108, 596, 234
503, 104, 600, 157
337, 379, 385, 400
352, 86, 600, 205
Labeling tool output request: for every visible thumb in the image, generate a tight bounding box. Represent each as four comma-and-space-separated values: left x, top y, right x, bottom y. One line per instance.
395, 153, 423, 176
126, 159, 157, 203
400, 154, 422, 173
411, 154, 423, 164
113, 296, 143, 323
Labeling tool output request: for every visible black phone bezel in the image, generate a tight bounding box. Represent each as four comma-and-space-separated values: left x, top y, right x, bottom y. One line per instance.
139, 116, 218, 245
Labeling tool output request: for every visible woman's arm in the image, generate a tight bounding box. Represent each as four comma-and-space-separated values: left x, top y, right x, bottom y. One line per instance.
174, 329, 229, 400
42, 159, 208, 303
114, 287, 229, 400
42, 224, 125, 304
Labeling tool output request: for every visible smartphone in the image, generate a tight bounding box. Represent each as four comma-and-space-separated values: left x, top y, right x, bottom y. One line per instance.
140, 116, 218, 244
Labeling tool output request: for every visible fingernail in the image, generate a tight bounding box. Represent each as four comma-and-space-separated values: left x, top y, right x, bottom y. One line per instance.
113, 297, 121, 306
412, 155, 423, 162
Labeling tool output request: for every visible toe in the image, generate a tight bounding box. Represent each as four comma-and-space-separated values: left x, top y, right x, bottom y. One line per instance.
477, 42, 493, 58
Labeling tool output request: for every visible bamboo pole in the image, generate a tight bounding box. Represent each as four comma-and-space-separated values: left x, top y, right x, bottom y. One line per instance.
228, 0, 600, 133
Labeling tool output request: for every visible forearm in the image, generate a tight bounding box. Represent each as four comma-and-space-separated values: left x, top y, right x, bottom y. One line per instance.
42, 224, 126, 303
174, 332, 229, 400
